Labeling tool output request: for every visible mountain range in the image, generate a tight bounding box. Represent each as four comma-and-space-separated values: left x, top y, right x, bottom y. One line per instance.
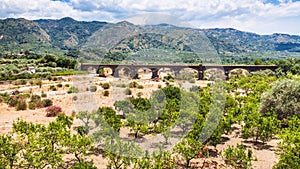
1, 17, 300, 62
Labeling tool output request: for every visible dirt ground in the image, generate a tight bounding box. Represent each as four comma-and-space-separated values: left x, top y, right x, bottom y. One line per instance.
0, 75, 278, 168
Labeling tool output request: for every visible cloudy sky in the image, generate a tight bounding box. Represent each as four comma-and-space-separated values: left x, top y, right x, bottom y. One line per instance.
1, 0, 300, 35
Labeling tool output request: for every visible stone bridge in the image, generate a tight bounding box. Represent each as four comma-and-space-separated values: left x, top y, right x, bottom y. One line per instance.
80, 63, 278, 80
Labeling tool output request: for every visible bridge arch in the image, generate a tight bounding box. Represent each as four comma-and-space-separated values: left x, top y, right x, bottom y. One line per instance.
115, 66, 138, 78
87, 67, 97, 74
175, 68, 198, 80
229, 68, 250, 78
204, 68, 226, 81
137, 67, 153, 79
158, 67, 176, 79
98, 66, 114, 77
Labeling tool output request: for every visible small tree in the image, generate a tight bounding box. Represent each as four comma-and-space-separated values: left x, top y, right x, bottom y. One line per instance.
274, 116, 300, 169
222, 144, 255, 169
46, 106, 62, 117
124, 88, 132, 95
260, 79, 300, 120
101, 83, 110, 89
174, 138, 203, 169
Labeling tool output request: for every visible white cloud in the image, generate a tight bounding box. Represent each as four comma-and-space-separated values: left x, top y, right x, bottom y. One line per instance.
0, 0, 300, 34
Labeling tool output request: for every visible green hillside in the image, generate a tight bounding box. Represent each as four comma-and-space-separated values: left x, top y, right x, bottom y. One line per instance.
0, 17, 300, 63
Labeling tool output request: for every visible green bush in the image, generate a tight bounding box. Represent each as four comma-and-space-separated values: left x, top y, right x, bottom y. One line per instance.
42, 99, 53, 107
73, 162, 97, 169
124, 88, 132, 95
57, 83, 63, 88
50, 85, 57, 91
30, 95, 41, 102
116, 83, 127, 88
137, 92, 143, 98
28, 102, 37, 110
8, 96, 19, 107
101, 83, 110, 89
137, 85, 144, 89
16, 100, 27, 111
68, 87, 79, 94
41, 91, 47, 98
52, 77, 58, 81
129, 81, 139, 88
12, 79, 27, 85
222, 144, 255, 169
103, 90, 109, 97
89, 86, 97, 92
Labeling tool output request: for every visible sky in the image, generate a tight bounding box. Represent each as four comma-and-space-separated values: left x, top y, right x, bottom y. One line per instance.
1, 0, 300, 35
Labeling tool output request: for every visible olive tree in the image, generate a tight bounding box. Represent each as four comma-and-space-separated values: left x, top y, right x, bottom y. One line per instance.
260, 79, 300, 120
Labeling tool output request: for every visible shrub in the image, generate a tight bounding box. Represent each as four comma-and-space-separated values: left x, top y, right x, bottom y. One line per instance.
116, 83, 127, 88
16, 100, 27, 111
65, 84, 70, 87
90, 85, 97, 92
137, 92, 143, 98
42, 99, 53, 107
129, 81, 139, 88
45, 106, 62, 117
124, 88, 132, 95
52, 77, 58, 81
73, 162, 97, 169
163, 73, 174, 81
49, 85, 57, 91
28, 102, 37, 110
30, 95, 41, 102
8, 96, 19, 107
73, 96, 78, 101
67, 87, 79, 94
41, 91, 47, 98
0, 96, 2, 103
57, 83, 63, 88
137, 85, 144, 89
103, 90, 109, 97
46, 75, 52, 81
12, 79, 27, 85
101, 83, 110, 89
222, 144, 255, 169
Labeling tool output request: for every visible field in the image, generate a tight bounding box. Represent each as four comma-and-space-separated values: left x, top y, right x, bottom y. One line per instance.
0, 72, 285, 169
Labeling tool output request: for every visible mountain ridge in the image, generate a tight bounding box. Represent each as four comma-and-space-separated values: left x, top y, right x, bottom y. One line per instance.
0, 17, 300, 62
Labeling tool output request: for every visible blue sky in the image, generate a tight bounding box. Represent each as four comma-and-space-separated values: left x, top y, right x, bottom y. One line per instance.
1, 0, 300, 35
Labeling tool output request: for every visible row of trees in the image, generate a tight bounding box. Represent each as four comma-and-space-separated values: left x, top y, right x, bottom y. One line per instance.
0, 115, 95, 168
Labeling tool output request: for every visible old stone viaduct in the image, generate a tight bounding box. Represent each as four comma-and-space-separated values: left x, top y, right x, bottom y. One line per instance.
80, 63, 278, 80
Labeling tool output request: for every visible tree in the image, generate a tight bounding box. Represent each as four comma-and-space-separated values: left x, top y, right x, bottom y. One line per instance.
94, 107, 122, 132
222, 144, 255, 169
103, 138, 142, 169
174, 137, 203, 169
126, 110, 149, 138
253, 58, 263, 65
134, 149, 176, 169
274, 116, 300, 169
8, 115, 94, 168
76, 110, 95, 135
114, 99, 133, 118
0, 135, 20, 169
260, 79, 300, 120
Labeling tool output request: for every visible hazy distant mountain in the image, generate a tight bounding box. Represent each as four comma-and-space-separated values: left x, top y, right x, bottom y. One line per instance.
0, 17, 300, 61
35, 17, 107, 50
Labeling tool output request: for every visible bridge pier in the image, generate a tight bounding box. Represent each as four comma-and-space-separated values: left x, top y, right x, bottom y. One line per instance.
151, 68, 159, 79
